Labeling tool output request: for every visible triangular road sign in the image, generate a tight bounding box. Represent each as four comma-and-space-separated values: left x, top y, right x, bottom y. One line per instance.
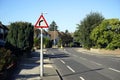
35, 14, 49, 28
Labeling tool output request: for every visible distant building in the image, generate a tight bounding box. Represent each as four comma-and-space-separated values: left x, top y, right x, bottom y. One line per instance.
34, 29, 73, 47
48, 30, 73, 46
48, 30, 60, 45
34, 28, 51, 39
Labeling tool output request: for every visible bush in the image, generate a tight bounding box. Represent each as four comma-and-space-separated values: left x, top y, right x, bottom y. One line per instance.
6, 22, 34, 54
90, 19, 120, 50
34, 38, 40, 49
0, 48, 17, 71
106, 41, 120, 50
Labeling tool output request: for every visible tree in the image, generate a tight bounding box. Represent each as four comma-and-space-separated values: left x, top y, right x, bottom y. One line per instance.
48, 21, 58, 31
34, 37, 40, 48
58, 38, 62, 47
65, 29, 69, 34
74, 29, 81, 42
6, 22, 34, 53
43, 37, 50, 48
90, 19, 120, 50
75, 12, 104, 49
34, 28, 51, 48
59, 32, 73, 47
34, 29, 40, 38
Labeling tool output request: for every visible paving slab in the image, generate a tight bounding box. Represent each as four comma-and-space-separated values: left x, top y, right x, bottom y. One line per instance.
13, 50, 60, 80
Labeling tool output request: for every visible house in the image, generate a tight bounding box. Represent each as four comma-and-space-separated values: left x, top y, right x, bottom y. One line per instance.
48, 30, 73, 47
0, 22, 9, 46
34, 28, 50, 39
59, 32, 73, 46
48, 30, 60, 45
34, 28, 51, 48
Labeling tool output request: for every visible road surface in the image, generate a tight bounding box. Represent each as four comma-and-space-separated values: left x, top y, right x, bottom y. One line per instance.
47, 48, 120, 80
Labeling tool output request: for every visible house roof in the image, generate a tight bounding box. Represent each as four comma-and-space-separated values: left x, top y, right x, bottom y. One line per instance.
34, 28, 50, 38
34, 28, 48, 34
0, 22, 9, 30
48, 31, 60, 40
0, 22, 3, 28
48, 31, 73, 41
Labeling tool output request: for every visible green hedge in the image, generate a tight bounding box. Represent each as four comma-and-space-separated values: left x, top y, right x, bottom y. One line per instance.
0, 48, 16, 71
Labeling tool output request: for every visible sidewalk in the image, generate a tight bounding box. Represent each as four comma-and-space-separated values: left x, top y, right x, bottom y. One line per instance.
13, 49, 60, 80
74, 48, 120, 57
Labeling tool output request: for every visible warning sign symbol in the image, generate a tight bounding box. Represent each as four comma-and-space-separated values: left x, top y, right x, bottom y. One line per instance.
35, 14, 48, 28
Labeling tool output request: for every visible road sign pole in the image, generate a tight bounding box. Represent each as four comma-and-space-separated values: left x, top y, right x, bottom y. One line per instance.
35, 13, 48, 78
40, 28, 43, 77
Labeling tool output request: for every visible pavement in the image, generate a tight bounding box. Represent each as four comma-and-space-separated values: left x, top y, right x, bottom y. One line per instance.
74, 48, 120, 57
13, 49, 60, 80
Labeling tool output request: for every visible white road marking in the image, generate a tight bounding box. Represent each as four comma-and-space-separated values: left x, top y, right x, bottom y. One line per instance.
90, 61, 102, 66
60, 60, 65, 64
109, 68, 120, 73
79, 76, 85, 80
67, 65, 75, 73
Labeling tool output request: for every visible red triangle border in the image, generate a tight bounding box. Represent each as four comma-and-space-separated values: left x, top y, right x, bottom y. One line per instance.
35, 14, 49, 28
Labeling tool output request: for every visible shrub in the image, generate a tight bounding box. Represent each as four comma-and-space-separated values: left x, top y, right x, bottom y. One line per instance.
0, 48, 16, 71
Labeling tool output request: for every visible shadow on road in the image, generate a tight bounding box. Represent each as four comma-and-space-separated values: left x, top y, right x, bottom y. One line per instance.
44, 53, 69, 59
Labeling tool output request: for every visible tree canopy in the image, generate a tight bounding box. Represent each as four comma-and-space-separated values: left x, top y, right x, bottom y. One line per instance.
6, 22, 34, 52
48, 21, 58, 31
90, 19, 120, 50
74, 12, 104, 49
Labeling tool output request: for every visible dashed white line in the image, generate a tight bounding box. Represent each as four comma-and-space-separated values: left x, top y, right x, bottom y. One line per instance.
79, 76, 85, 80
60, 60, 65, 64
109, 68, 120, 73
67, 65, 75, 73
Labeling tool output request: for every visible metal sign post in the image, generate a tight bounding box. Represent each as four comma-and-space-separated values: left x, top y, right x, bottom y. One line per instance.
40, 28, 43, 77
35, 13, 48, 78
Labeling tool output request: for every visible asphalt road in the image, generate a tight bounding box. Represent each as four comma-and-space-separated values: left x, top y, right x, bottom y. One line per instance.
48, 48, 120, 80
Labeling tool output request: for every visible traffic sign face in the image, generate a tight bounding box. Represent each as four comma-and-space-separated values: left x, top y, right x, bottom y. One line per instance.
35, 14, 48, 28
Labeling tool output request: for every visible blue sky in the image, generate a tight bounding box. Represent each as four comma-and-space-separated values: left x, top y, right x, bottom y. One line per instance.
0, 0, 120, 32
